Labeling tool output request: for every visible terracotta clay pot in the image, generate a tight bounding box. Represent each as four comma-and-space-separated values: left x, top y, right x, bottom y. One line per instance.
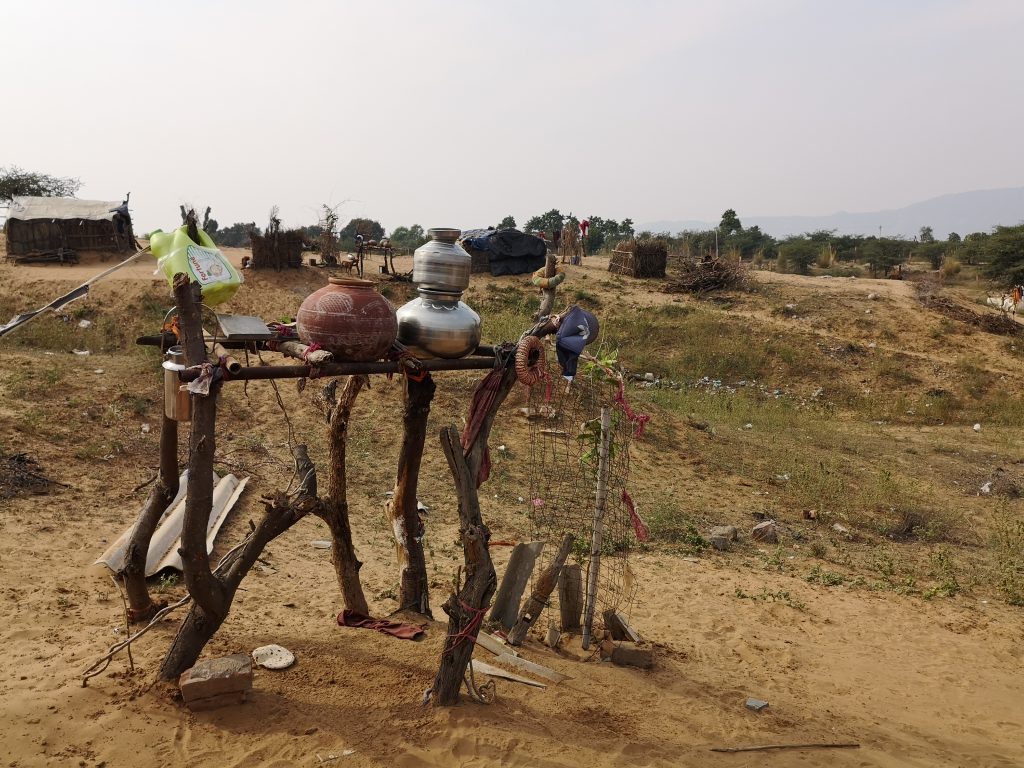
296, 276, 397, 361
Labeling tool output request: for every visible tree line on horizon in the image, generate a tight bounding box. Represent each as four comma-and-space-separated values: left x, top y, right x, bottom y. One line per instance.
2, 165, 1021, 284
641, 209, 1024, 285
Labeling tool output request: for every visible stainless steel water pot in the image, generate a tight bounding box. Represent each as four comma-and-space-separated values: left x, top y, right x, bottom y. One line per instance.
412, 228, 472, 292
396, 288, 481, 359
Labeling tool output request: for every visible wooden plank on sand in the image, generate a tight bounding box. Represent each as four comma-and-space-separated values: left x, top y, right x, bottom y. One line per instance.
471, 659, 546, 689
489, 541, 544, 630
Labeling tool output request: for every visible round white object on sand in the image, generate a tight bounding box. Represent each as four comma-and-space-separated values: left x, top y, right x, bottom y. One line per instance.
252, 644, 295, 670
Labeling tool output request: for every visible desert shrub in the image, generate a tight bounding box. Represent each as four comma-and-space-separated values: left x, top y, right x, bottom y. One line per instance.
991, 510, 1024, 605
942, 258, 962, 278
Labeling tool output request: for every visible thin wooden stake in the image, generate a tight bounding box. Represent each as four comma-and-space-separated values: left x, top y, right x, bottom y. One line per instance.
710, 743, 860, 754
581, 407, 612, 650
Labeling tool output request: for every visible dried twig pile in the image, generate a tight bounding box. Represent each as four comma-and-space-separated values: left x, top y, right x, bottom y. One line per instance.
0, 453, 62, 498
662, 255, 749, 294
920, 294, 1020, 336
609, 238, 667, 278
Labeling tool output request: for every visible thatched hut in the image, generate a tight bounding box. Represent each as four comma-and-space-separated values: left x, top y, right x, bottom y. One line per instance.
249, 228, 307, 270
4, 196, 135, 256
609, 238, 667, 278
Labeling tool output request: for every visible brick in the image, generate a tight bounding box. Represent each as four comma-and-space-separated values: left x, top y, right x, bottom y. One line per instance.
179, 654, 252, 704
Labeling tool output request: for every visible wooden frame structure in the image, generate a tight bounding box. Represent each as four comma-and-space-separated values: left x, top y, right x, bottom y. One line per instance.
120, 273, 556, 705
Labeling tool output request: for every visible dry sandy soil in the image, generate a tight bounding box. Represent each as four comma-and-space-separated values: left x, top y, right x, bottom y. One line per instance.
0, 244, 1021, 768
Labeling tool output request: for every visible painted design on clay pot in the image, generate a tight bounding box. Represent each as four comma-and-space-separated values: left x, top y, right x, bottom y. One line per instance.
296, 276, 397, 361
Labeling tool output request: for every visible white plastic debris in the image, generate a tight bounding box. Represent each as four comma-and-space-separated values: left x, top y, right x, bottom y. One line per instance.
141, 423, 151, 434
311, 540, 331, 549
77, 319, 93, 329
743, 423, 753, 430
980, 482, 993, 495
973, 423, 982, 433
252, 644, 295, 670
72, 349, 90, 356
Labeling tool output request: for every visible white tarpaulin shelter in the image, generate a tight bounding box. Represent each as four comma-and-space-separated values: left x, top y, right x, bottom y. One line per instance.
7, 196, 123, 222
5, 195, 135, 256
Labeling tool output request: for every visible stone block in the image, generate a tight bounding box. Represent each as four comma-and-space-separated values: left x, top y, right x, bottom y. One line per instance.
179, 653, 253, 706
611, 642, 654, 670
186, 690, 248, 712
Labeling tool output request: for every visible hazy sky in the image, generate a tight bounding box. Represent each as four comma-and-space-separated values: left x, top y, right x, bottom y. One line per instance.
3, 0, 1022, 234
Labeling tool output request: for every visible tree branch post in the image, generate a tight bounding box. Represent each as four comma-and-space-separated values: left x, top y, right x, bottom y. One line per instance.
158, 275, 314, 680
122, 412, 179, 621
315, 375, 371, 615
535, 250, 558, 320
387, 373, 436, 615
431, 427, 497, 706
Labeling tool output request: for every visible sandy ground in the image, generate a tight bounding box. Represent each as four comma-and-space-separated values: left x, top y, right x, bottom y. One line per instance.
0, 245, 1022, 767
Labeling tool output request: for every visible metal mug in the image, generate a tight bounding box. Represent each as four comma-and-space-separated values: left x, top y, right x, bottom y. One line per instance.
162, 345, 192, 421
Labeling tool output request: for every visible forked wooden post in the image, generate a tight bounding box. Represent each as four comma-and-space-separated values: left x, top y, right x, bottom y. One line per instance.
387, 373, 436, 615
159, 275, 320, 680
582, 407, 612, 650
318, 376, 371, 615
535, 250, 559, 320
431, 426, 498, 705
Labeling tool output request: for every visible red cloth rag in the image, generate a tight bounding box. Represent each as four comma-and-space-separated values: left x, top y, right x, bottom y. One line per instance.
337, 609, 425, 640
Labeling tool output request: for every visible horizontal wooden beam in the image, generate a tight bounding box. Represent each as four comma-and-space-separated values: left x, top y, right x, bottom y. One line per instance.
178, 355, 498, 382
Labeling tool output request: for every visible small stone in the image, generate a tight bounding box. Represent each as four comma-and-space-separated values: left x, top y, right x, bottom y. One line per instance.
751, 520, 778, 544
745, 697, 769, 711
311, 540, 331, 549
304, 727, 318, 736
710, 535, 730, 551
832, 522, 850, 535
867, 292, 878, 300
710, 525, 739, 542
611, 642, 654, 669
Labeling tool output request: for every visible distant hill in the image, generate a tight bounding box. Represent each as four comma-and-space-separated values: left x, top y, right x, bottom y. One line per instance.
641, 187, 1024, 240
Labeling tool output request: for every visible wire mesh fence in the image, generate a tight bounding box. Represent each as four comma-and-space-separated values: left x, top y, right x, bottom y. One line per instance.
524, 352, 641, 637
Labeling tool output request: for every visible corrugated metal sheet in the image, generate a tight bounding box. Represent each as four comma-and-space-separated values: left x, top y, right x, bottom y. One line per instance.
97, 472, 249, 576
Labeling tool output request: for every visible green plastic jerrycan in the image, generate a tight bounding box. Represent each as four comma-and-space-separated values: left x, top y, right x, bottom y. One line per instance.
151, 225, 242, 306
